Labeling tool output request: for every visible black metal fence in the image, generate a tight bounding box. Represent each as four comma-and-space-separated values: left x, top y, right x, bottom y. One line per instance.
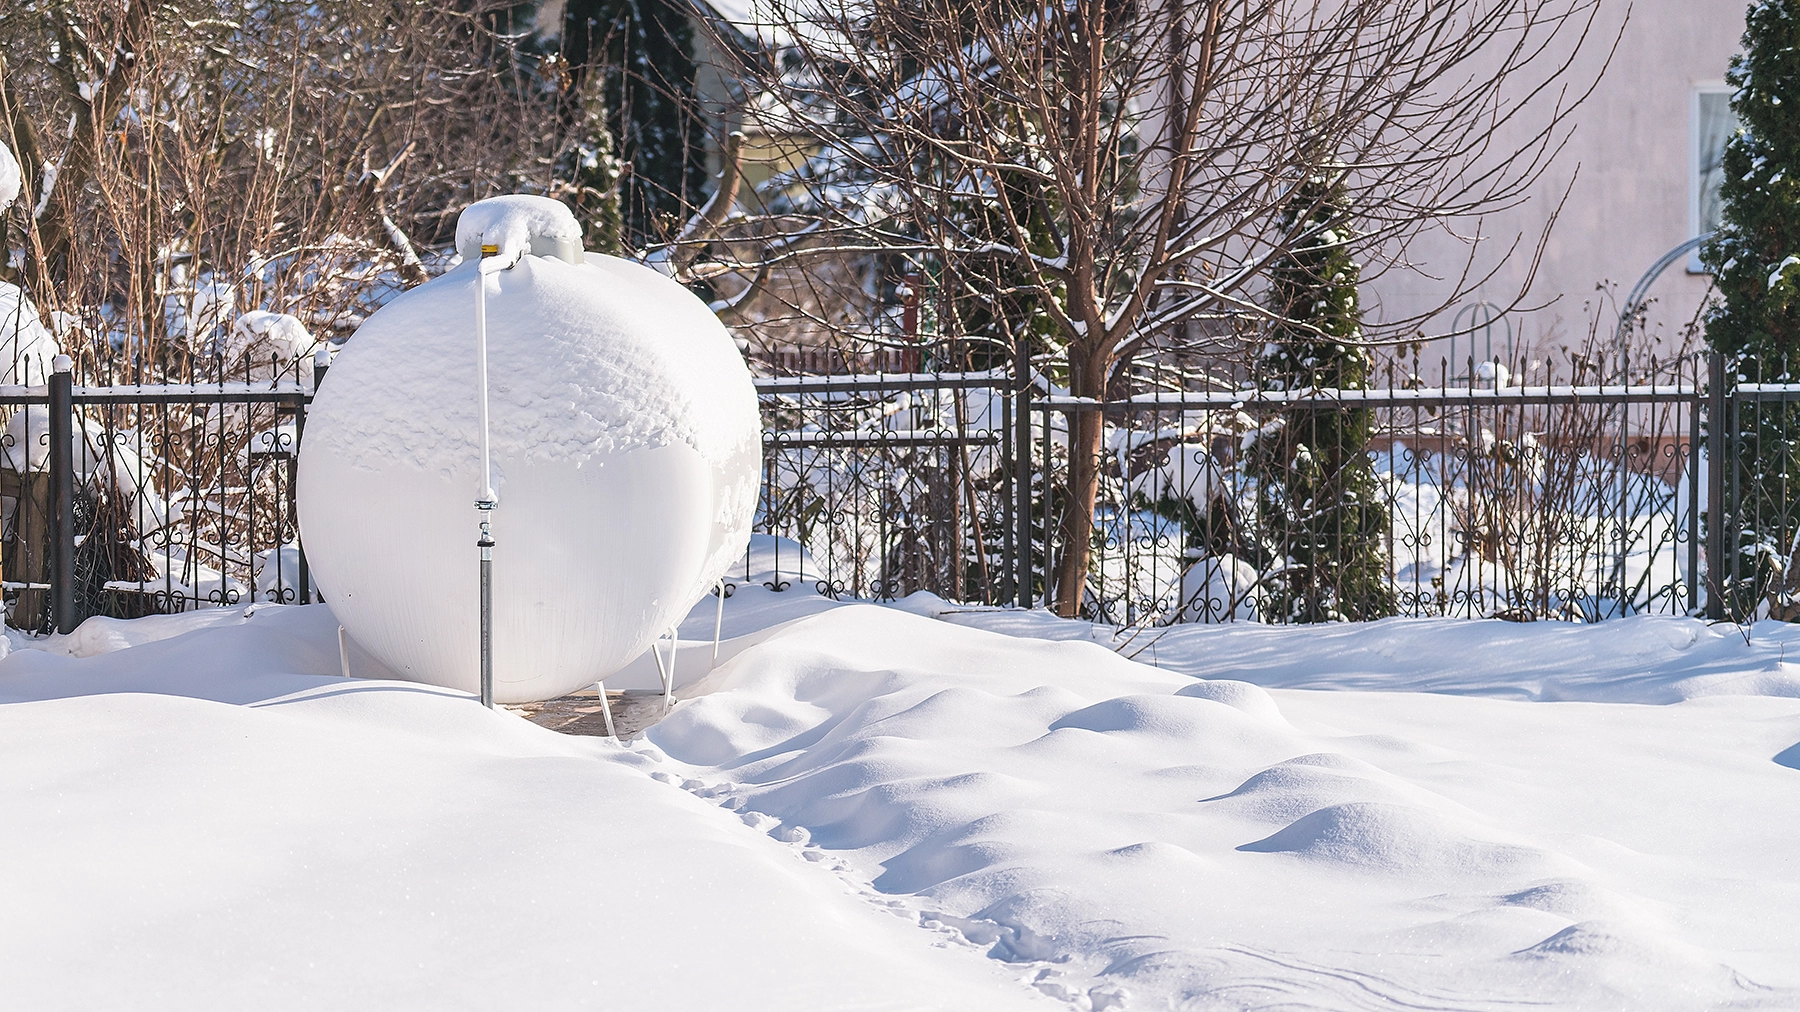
750, 351, 1799, 626
7, 349, 1799, 634
1030, 368, 1704, 626
2, 357, 313, 633
747, 370, 1011, 601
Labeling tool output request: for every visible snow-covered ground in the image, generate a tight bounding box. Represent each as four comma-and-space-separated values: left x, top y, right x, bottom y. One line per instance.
0, 604, 1042, 1011
5, 591, 1800, 1010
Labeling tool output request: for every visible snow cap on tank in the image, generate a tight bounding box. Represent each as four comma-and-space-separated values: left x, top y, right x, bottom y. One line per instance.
454, 194, 585, 264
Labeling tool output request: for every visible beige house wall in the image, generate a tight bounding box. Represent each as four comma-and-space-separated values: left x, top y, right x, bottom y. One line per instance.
1368, 1, 1747, 374
689, 19, 820, 215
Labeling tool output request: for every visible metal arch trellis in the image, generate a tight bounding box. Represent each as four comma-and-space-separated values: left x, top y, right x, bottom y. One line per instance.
1448, 301, 1514, 383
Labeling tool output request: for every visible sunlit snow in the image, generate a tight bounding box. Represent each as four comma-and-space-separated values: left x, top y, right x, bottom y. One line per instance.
4, 584, 1799, 1010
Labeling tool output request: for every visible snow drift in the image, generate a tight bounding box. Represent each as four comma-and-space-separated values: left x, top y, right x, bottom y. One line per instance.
645, 604, 1800, 1010
8, 590, 1800, 1009
0, 603, 1045, 1011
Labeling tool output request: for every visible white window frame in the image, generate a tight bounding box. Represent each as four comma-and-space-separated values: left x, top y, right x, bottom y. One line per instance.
1691, 81, 1736, 274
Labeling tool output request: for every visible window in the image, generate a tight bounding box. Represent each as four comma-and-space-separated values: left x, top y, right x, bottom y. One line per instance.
1692, 85, 1741, 272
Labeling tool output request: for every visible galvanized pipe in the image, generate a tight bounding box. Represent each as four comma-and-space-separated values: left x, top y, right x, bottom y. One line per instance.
479, 519, 494, 708
473, 246, 513, 707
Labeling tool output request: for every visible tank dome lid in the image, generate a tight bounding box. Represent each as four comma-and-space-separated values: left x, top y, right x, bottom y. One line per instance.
455, 194, 585, 264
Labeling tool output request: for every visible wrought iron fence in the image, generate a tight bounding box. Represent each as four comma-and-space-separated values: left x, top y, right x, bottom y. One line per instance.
2, 356, 313, 634
1714, 351, 1800, 622
746, 370, 1013, 601
9, 348, 1800, 635
1029, 365, 1706, 626
746, 350, 1800, 627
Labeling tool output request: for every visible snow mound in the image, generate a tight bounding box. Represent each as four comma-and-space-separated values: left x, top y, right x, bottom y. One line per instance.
1203, 754, 1415, 823
1510, 920, 1761, 1001
1172, 678, 1285, 723
1049, 692, 1265, 738
54, 608, 271, 658
1518, 920, 1646, 957
1500, 879, 1651, 922
1239, 801, 1551, 878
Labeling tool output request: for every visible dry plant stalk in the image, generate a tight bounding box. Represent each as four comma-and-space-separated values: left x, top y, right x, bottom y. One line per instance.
1, 0, 573, 362
1443, 334, 1695, 620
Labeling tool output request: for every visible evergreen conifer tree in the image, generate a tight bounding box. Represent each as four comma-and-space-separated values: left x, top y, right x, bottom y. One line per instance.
1701, 0, 1800, 614
557, 64, 627, 255
1250, 177, 1397, 622
562, 0, 707, 249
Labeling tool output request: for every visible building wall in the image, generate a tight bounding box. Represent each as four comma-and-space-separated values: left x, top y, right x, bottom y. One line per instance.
1366, 0, 1747, 374
688, 11, 821, 215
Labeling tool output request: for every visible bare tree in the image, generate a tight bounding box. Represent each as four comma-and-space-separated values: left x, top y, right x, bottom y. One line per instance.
0, 0, 611, 616
0, 0, 588, 375
700, 0, 1612, 615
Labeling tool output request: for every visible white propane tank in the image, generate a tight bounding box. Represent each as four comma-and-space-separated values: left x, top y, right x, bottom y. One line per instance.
297, 195, 761, 703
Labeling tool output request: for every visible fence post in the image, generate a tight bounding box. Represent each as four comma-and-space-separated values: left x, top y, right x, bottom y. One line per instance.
296, 345, 328, 605
1706, 351, 1728, 620
48, 354, 76, 634
1014, 338, 1032, 608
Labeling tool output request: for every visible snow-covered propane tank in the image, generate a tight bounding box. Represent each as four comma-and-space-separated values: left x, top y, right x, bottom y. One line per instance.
297, 195, 761, 703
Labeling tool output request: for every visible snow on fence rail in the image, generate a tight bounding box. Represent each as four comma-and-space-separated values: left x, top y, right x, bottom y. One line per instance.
8, 353, 1800, 634
1040, 383, 1703, 409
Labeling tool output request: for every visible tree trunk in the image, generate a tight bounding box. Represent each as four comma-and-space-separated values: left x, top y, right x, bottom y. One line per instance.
1053, 350, 1109, 617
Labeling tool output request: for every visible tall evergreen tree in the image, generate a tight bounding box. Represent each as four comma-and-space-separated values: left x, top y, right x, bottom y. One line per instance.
556, 59, 627, 256
1701, 0, 1800, 614
562, 0, 707, 249
1249, 176, 1397, 622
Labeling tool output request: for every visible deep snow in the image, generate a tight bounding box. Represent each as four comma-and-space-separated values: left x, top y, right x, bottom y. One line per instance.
0, 605, 1047, 1011
5, 595, 1800, 1010
648, 604, 1800, 1010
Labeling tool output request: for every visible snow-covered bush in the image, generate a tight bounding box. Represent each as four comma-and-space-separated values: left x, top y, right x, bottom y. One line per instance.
0, 139, 19, 212
0, 283, 61, 385
221, 312, 319, 385
1169, 552, 1262, 622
